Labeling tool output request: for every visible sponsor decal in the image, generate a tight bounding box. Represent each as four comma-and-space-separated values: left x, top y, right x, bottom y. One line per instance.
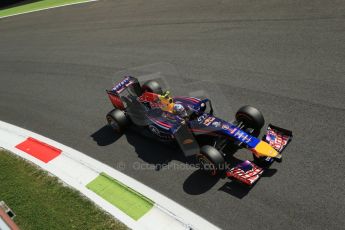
233, 129, 252, 143
138, 95, 161, 108
112, 76, 133, 93
182, 139, 194, 144
149, 125, 161, 136
197, 114, 208, 123
266, 129, 289, 152
227, 160, 263, 185
212, 121, 221, 128
222, 124, 237, 134
221, 124, 229, 130
203, 117, 215, 126
148, 124, 173, 140
221, 124, 255, 144
149, 101, 162, 108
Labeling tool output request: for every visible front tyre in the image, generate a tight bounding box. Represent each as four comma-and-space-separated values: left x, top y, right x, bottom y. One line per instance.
196, 145, 226, 176
236, 105, 265, 130
106, 109, 130, 134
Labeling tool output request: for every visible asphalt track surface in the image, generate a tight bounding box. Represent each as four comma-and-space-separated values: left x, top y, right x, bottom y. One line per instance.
1, 1, 345, 229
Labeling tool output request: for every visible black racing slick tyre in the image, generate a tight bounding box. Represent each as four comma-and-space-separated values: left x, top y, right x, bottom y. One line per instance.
196, 145, 226, 176
142, 80, 163, 94
106, 109, 130, 134
236, 105, 265, 130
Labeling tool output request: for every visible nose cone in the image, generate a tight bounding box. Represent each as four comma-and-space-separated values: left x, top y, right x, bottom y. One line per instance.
252, 141, 280, 158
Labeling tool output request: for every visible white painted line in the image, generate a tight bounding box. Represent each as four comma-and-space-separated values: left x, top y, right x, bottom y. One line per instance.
0, 120, 220, 230
0, 0, 98, 20
0, 218, 11, 230
48, 154, 99, 185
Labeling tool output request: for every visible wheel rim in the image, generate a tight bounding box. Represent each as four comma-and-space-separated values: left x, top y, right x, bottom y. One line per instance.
107, 116, 120, 132
237, 113, 253, 124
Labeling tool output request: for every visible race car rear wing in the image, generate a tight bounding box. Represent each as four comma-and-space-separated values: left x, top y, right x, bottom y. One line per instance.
110, 76, 142, 95
106, 76, 142, 109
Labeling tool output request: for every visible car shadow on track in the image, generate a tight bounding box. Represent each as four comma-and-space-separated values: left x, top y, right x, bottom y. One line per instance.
90, 125, 122, 146
218, 168, 277, 199
183, 147, 242, 195
218, 145, 278, 198
91, 125, 277, 198
183, 170, 221, 195
183, 147, 278, 198
91, 125, 192, 168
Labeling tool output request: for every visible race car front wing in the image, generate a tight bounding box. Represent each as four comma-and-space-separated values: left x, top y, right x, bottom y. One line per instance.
226, 160, 264, 186
226, 124, 292, 186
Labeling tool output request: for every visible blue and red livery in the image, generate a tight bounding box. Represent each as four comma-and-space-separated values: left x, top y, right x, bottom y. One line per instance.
105, 76, 293, 186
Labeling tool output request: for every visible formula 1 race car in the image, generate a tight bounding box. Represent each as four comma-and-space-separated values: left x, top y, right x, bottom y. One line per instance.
106, 76, 292, 186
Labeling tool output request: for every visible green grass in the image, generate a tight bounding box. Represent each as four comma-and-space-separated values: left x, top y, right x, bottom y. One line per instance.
0, 149, 127, 230
0, 0, 93, 18
87, 173, 154, 221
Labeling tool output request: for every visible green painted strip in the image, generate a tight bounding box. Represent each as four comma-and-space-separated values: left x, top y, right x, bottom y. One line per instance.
86, 173, 154, 221
0, 0, 93, 18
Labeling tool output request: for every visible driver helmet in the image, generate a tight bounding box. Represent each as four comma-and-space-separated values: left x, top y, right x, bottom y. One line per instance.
173, 103, 188, 118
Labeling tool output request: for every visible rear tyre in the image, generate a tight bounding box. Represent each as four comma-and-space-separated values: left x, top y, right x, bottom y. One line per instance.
106, 109, 130, 134
142, 80, 163, 94
196, 145, 226, 176
235, 105, 265, 130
